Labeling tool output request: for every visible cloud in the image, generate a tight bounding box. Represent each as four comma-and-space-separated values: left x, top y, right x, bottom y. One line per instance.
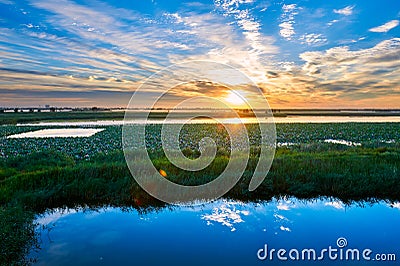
279, 22, 295, 40
0, 0, 278, 107
391, 203, 400, 210
0, 0, 398, 109
168, 81, 229, 98
0, 89, 134, 107
169, 1, 279, 83
325, 201, 344, 209
279, 226, 291, 232
0, 0, 13, 4
299, 33, 327, 46
279, 4, 299, 40
327, 19, 339, 26
300, 38, 400, 75
30, 0, 279, 83
253, 38, 400, 108
369, 20, 399, 33
31, 3, 141, 54
294, 38, 400, 104
201, 201, 248, 231
282, 3, 297, 13
333, 5, 354, 16
213, 0, 277, 56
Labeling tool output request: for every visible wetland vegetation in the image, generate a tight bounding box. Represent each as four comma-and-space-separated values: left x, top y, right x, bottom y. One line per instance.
1, 122, 400, 265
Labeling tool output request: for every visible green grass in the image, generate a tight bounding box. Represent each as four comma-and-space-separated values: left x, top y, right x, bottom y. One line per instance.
2, 147, 400, 208
0, 205, 37, 266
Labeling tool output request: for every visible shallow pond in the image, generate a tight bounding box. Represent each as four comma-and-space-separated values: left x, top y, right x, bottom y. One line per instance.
31, 198, 400, 265
7, 128, 104, 138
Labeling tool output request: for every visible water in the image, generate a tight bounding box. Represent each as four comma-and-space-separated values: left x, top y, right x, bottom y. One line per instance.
31, 198, 400, 265
17, 116, 400, 126
7, 128, 104, 138
323, 139, 361, 146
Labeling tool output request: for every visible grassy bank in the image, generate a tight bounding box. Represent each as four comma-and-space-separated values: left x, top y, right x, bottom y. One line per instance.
2, 147, 400, 209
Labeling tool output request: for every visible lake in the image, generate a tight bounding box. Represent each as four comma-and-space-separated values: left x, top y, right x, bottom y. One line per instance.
30, 198, 400, 265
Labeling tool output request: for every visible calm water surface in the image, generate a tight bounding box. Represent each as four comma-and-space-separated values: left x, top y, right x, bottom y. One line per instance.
7, 128, 104, 138
31, 198, 400, 266
18, 116, 400, 126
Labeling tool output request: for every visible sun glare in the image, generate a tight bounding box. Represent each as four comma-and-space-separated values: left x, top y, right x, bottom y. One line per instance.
225, 91, 245, 106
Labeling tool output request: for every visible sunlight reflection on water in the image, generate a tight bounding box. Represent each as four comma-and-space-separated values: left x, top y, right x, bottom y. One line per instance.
17, 115, 400, 127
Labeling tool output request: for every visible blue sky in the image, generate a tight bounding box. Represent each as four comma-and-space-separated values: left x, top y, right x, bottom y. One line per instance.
0, 0, 399, 108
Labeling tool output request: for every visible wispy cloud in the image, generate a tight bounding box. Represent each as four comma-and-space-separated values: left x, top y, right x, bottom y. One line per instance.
178, 0, 279, 81
0, 0, 13, 5
333, 5, 354, 16
369, 20, 399, 33
214, 0, 269, 54
327, 19, 339, 26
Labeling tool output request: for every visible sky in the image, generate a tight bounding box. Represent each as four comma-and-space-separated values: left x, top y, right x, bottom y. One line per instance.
0, 0, 399, 108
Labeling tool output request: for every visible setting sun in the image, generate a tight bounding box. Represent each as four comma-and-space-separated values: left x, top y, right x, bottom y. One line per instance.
225, 91, 245, 106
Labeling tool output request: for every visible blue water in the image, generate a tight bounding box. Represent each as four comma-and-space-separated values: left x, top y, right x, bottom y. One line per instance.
31, 198, 400, 265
